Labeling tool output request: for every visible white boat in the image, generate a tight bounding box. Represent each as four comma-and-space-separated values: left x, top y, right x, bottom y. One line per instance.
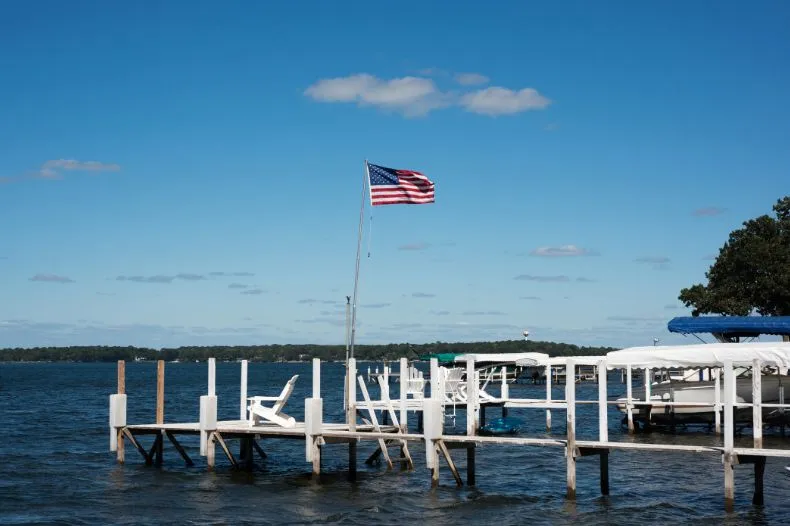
608, 330, 790, 428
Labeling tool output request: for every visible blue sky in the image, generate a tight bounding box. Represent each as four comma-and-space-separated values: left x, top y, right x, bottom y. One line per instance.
1, 1, 788, 349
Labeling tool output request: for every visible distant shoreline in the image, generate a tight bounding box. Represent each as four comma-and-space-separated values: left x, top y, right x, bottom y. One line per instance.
0, 341, 614, 363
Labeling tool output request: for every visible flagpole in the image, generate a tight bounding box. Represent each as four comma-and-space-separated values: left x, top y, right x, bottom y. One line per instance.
349, 159, 369, 359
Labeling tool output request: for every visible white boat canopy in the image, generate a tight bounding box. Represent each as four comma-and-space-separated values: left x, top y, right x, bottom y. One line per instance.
540, 355, 606, 367
605, 342, 790, 369
453, 352, 550, 366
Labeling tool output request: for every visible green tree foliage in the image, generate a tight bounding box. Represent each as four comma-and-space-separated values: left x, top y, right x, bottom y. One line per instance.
0, 339, 616, 362
679, 196, 790, 316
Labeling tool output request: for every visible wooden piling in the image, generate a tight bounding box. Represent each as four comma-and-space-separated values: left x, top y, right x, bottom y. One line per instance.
600, 452, 609, 495
156, 360, 165, 424
117, 360, 125, 463
466, 446, 476, 486
753, 456, 766, 506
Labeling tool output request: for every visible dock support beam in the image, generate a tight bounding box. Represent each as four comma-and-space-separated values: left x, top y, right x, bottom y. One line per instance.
626, 364, 634, 434
306, 359, 324, 481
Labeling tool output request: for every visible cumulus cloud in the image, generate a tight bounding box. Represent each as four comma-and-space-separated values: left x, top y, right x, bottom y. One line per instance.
530, 245, 598, 257
29, 274, 75, 283
304, 73, 550, 117
693, 207, 727, 217
34, 159, 120, 179
454, 72, 489, 86
304, 73, 449, 116
460, 87, 550, 116
513, 274, 570, 282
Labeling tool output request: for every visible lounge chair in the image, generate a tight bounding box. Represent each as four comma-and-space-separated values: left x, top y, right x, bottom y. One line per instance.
247, 374, 299, 428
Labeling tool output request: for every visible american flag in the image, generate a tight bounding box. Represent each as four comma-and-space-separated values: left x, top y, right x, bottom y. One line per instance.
367, 162, 435, 206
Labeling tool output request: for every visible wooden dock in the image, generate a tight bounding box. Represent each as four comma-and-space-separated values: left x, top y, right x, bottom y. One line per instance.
109, 354, 790, 511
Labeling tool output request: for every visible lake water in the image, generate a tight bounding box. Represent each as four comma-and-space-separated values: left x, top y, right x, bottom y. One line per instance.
1, 361, 789, 525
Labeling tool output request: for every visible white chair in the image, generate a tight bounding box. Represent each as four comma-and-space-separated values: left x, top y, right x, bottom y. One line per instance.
247, 374, 299, 428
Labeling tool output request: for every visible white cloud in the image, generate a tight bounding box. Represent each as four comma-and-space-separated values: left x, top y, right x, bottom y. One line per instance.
454, 73, 489, 86
305, 73, 550, 117
35, 159, 120, 179
460, 87, 550, 116
530, 245, 598, 257
304, 73, 448, 116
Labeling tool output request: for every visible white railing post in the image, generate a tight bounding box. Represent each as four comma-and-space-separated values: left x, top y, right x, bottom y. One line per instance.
714, 367, 722, 434
546, 363, 552, 431
240, 360, 248, 421
347, 358, 357, 431
723, 359, 735, 509
399, 357, 408, 432
501, 366, 509, 400
598, 359, 608, 443
466, 356, 477, 435
626, 364, 634, 433
565, 358, 577, 499
752, 358, 762, 448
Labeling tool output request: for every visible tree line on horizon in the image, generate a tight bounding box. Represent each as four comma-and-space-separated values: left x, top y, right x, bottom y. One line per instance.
0, 339, 616, 363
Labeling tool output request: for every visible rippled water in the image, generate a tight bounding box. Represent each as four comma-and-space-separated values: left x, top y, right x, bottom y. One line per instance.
1, 362, 789, 525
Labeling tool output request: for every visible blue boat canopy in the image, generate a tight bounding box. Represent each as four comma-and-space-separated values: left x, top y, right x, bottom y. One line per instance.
668, 316, 790, 337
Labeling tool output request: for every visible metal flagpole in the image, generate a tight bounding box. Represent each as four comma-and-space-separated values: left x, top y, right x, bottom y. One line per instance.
349, 159, 370, 359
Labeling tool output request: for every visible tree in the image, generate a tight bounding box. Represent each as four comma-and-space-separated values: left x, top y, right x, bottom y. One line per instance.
679, 196, 790, 316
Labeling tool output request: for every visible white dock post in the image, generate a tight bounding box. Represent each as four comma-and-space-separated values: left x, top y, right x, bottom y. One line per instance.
626, 364, 634, 433
430, 358, 440, 400
240, 360, 248, 421
566, 359, 577, 500
109, 393, 127, 453
723, 359, 735, 511
466, 356, 477, 435
305, 359, 323, 479
546, 363, 552, 431
501, 366, 509, 400
598, 359, 608, 443
714, 367, 722, 434
347, 358, 357, 428
643, 367, 651, 401
200, 358, 218, 468
110, 360, 127, 462
752, 358, 763, 448
423, 393, 443, 486
399, 357, 408, 432
347, 358, 358, 481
